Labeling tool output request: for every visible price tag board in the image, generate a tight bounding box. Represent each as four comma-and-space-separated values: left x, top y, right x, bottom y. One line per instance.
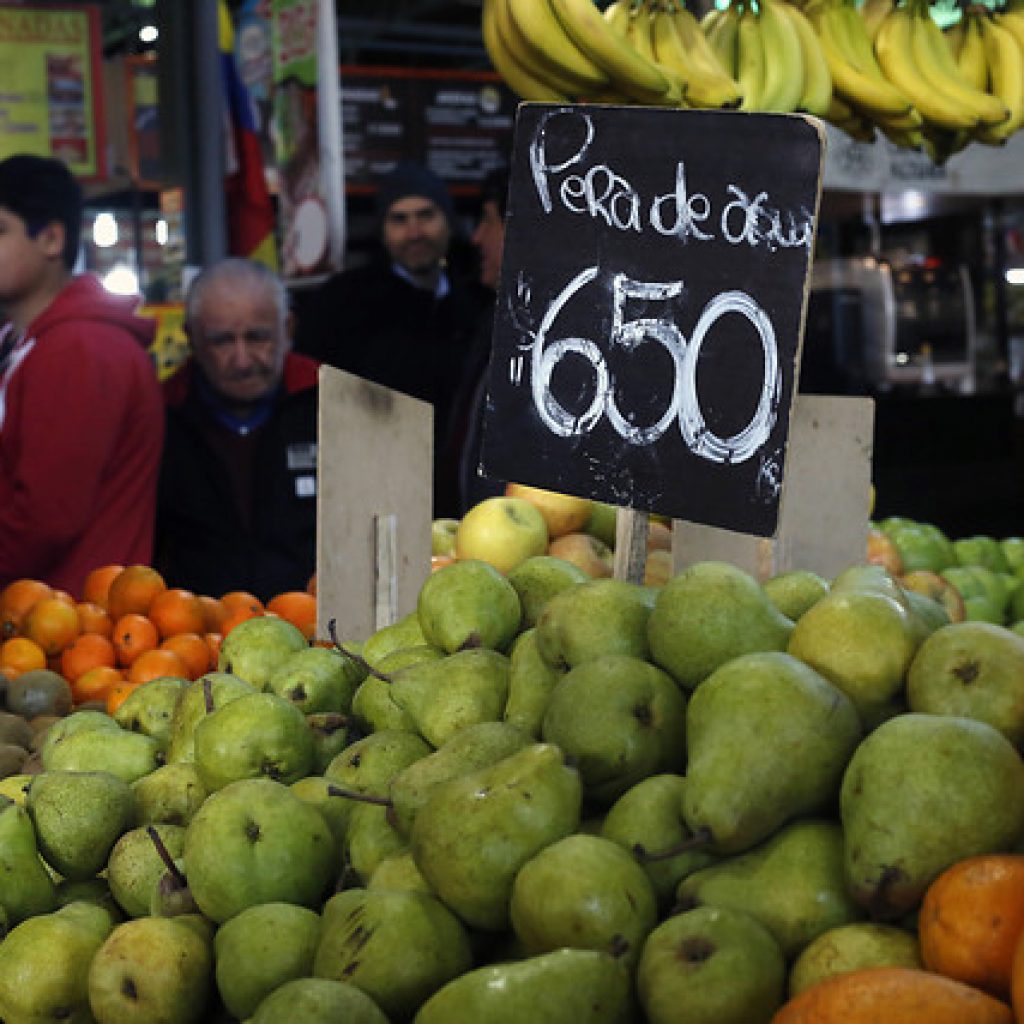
480, 104, 825, 537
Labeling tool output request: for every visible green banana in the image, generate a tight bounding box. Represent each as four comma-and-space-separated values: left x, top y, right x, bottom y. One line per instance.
757, 0, 807, 112
735, 5, 768, 111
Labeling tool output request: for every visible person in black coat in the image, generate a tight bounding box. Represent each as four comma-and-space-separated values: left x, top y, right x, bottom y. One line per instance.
291, 162, 482, 516
155, 258, 320, 602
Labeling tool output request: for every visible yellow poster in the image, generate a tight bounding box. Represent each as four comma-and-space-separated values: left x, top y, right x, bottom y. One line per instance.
0, 5, 104, 178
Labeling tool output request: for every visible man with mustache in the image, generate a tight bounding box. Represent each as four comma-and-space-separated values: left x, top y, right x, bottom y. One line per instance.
292, 162, 480, 516
155, 258, 319, 601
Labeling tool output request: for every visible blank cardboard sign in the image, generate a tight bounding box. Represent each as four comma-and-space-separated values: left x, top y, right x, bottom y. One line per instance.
316, 366, 433, 643
673, 395, 874, 580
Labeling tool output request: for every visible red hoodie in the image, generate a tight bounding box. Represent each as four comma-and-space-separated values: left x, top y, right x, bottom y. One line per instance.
0, 274, 164, 597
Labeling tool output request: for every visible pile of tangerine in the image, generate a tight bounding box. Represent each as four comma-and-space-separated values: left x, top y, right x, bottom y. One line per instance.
0, 566, 317, 715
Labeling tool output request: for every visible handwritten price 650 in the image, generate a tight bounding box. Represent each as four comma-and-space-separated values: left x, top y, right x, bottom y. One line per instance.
526, 270, 781, 465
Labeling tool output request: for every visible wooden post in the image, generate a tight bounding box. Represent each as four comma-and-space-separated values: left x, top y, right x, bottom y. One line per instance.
614, 509, 649, 585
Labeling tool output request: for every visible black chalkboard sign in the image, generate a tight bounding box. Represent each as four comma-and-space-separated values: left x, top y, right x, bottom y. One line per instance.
478, 105, 825, 538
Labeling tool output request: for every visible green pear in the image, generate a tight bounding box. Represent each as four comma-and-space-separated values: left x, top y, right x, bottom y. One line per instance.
251, 978, 389, 1024
788, 922, 922, 996
42, 726, 159, 783
507, 554, 589, 629
763, 570, 830, 621
315, 887, 473, 1020
268, 645, 363, 714
291, 775, 350, 848
416, 559, 521, 653
0, 772, 32, 806
113, 676, 189, 750
217, 615, 309, 691
432, 517, 460, 556
907, 621, 1024, 745
390, 720, 532, 836
193, 691, 315, 790
535, 577, 653, 670
351, 674, 419, 733
511, 833, 657, 968
683, 652, 861, 854
165, 671, 255, 764
361, 610, 429, 667
87, 916, 212, 1024
504, 628, 565, 737
323, 730, 431, 840
648, 561, 793, 690
367, 849, 433, 894
38, 710, 119, 764
344, 801, 407, 884
183, 777, 335, 923
54, 879, 122, 925
0, 796, 56, 923
676, 819, 864, 958
413, 948, 634, 1023
904, 590, 951, 640
954, 535, 1010, 573
131, 762, 207, 827
841, 713, 1024, 919
831, 564, 911, 607
0, 902, 115, 1023
214, 901, 321, 1020
107, 824, 186, 919
601, 774, 718, 907
28, 771, 134, 880
390, 648, 511, 747
584, 500, 619, 548
637, 906, 786, 1024
787, 588, 918, 727
410, 743, 581, 930
1003, 537, 1024, 573
306, 711, 351, 773
542, 654, 687, 804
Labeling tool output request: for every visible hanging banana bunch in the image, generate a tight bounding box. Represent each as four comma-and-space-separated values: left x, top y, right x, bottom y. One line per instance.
479, 0, 1024, 162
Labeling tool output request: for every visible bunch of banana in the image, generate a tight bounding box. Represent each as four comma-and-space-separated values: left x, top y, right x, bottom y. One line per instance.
978, 5, 1024, 146
708, 0, 833, 115
804, 0, 918, 145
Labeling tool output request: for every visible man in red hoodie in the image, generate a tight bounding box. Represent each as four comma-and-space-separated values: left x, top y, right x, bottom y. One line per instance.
0, 154, 164, 598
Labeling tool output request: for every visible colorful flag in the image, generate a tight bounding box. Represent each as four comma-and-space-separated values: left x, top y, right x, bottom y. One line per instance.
220, 1, 277, 268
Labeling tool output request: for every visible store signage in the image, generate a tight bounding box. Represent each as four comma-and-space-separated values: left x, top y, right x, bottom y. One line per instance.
0, 4, 105, 178
480, 105, 825, 537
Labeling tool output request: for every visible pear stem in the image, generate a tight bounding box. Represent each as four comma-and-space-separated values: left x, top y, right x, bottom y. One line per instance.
327, 619, 394, 683
202, 677, 214, 714
146, 826, 187, 885
326, 784, 393, 808
633, 827, 713, 864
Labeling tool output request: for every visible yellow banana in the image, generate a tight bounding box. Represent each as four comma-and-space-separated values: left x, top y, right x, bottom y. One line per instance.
481, 0, 570, 101
808, 0, 913, 118
604, 0, 633, 36
492, 0, 586, 96
944, 19, 967, 62
976, 13, 1024, 144
779, 0, 833, 117
752, 0, 806, 112
908, 0, 1008, 127
504, 0, 611, 92
736, 6, 768, 111
997, 6, 1024, 55
704, 2, 741, 78
874, 4, 978, 129
655, 1, 743, 109
628, 0, 689, 103
954, 11, 989, 92
548, 0, 678, 103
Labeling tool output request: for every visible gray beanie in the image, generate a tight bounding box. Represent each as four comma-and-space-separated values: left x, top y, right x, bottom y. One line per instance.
376, 161, 455, 223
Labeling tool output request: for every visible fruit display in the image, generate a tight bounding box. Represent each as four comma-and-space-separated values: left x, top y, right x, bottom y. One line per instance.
482, 0, 1024, 162
3, 483, 1024, 1020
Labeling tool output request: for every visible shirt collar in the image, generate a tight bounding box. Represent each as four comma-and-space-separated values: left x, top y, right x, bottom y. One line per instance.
195, 371, 281, 436
391, 262, 450, 299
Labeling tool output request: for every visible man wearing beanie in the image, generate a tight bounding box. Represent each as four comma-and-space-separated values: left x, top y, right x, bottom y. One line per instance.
292, 161, 480, 517
0, 153, 164, 597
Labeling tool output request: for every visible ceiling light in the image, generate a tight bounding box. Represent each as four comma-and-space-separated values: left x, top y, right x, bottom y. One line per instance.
139, 24, 158, 43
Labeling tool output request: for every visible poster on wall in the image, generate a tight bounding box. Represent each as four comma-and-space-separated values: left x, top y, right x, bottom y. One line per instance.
271, 0, 344, 282
0, 5, 105, 178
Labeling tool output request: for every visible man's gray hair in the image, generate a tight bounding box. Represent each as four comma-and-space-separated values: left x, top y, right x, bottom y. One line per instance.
185, 258, 289, 331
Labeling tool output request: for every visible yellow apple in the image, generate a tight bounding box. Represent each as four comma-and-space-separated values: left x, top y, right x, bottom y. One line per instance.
867, 527, 904, 577
644, 549, 674, 587
455, 497, 549, 574
647, 521, 672, 553
547, 532, 614, 579
505, 482, 592, 540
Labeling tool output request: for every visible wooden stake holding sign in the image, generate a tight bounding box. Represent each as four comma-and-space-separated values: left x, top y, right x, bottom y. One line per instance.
315, 366, 432, 643
479, 104, 829, 576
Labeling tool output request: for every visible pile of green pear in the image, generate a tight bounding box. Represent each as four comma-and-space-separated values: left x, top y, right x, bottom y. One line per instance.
3, 551, 1024, 1023
876, 515, 1024, 628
